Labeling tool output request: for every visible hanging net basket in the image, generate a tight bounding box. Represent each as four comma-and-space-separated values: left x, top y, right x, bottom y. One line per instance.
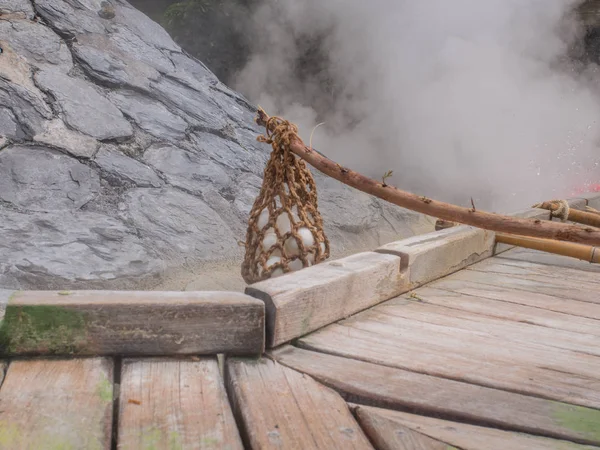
241, 110, 330, 284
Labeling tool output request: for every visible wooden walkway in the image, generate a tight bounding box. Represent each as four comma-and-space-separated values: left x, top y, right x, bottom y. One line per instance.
0, 246, 598, 449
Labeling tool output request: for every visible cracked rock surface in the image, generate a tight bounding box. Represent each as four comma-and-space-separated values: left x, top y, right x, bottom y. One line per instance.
0, 0, 432, 290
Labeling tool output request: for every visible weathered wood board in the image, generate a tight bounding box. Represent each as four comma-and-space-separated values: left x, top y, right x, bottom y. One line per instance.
0, 290, 264, 356
375, 296, 600, 356
442, 269, 600, 304
467, 260, 600, 288
226, 357, 373, 449
475, 257, 600, 281
272, 345, 600, 445
0, 358, 113, 449
499, 247, 600, 272
353, 405, 600, 450
431, 277, 600, 321
246, 251, 405, 348
410, 286, 600, 337
375, 225, 494, 289
298, 322, 600, 409
118, 357, 243, 450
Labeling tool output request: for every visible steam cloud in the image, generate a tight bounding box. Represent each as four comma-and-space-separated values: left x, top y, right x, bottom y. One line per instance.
234, 0, 600, 212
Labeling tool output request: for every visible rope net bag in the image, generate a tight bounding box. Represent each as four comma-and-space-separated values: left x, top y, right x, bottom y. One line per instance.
241, 110, 330, 284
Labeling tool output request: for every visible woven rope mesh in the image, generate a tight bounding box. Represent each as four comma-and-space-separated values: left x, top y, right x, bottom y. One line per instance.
241, 114, 330, 284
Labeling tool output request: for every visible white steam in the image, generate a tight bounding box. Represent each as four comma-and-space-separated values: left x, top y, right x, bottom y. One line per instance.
234, 0, 600, 212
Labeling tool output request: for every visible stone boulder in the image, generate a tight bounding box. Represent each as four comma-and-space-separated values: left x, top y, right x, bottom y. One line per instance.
0, 0, 432, 290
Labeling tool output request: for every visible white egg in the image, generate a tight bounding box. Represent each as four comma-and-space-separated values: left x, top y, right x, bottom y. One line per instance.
266, 255, 281, 268
271, 268, 284, 278
307, 253, 315, 264
261, 231, 278, 251
288, 258, 304, 272
276, 213, 292, 235
271, 249, 282, 257
319, 242, 326, 254
257, 209, 270, 229
297, 227, 315, 247
284, 236, 300, 256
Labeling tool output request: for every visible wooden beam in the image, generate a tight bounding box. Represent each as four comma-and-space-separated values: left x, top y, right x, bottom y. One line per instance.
256, 109, 600, 246
246, 251, 405, 348
117, 357, 243, 449
0, 291, 264, 356
226, 357, 373, 449
352, 405, 598, 450
495, 233, 600, 263
271, 346, 600, 446
0, 358, 114, 449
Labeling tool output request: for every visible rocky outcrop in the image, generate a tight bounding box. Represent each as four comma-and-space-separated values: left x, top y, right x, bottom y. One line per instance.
0, 0, 432, 290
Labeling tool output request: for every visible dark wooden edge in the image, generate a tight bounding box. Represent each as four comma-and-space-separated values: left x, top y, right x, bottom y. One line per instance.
0, 291, 265, 357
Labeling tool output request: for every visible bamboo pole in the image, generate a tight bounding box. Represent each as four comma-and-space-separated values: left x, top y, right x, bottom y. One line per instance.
255, 109, 600, 246
496, 233, 600, 264
534, 201, 600, 228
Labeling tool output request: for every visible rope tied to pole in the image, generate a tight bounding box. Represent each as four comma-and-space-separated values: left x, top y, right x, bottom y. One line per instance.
532, 199, 570, 221
240, 108, 330, 284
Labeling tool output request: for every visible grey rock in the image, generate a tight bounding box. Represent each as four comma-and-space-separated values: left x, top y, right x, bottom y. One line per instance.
191, 131, 268, 176
0, 20, 72, 72
0, 145, 100, 211
0, 78, 53, 138
34, 119, 99, 159
109, 90, 188, 141
0, 107, 20, 139
0, 0, 34, 18
143, 144, 231, 195
122, 188, 238, 261
72, 34, 160, 91
110, 25, 175, 75
95, 146, 162, 188
0, 209, 164, 289
231, 172, 263, 217
150, 76, 226, 130
35, 0, 107, 36
35, 70, 133, 140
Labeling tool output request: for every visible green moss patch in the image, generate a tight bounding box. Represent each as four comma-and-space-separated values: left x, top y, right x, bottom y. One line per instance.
552, 402, 600, 443
0, 305, 88, 355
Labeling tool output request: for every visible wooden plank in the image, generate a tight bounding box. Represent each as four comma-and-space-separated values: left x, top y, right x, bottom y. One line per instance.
432, 277, 600, 320
226, 357, 373, 449
352, 405, 600, 450
439, 268, 600, 305
490, 253, 600, 283
118, 357, 243, 450
468, 259, 600, 287
0, 358, 113, 449
246, 251, 405, 348
411, 286, 600, 337
0, 290, 264, 356
375, 225, 494, 289
355, 409, 452, 450
297, 323, 600, 408
272, 345, 600, 446
341, 306, 600, 380
499, 246, 600, 272
376, 296, 600, 356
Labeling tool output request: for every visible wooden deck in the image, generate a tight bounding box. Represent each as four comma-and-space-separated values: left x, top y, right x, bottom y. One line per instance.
1, 195, 599, 449
0, 247, 598, 449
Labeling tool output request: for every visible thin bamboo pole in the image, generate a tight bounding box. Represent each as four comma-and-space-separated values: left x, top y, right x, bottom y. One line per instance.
496, 233, 600, 264
256, 109, 600, 246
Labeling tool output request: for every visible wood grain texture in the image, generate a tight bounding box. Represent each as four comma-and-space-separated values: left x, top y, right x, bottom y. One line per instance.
352, 405, 600, 450
0, 290, 264, 356
356, 409, 452, 450
443, 268, 600, 304
374, 296, 600, 357
431, 277, 600, 321
246, 251, 405, 348
376, 225, 494, 289
0, 358, 113, 449
297, 322, 600, 409
478, 256, 600, 281
118, 357, 243, 450
226, 357, 373, 449
272, 346, 600, 446
410, 286, 600, 337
